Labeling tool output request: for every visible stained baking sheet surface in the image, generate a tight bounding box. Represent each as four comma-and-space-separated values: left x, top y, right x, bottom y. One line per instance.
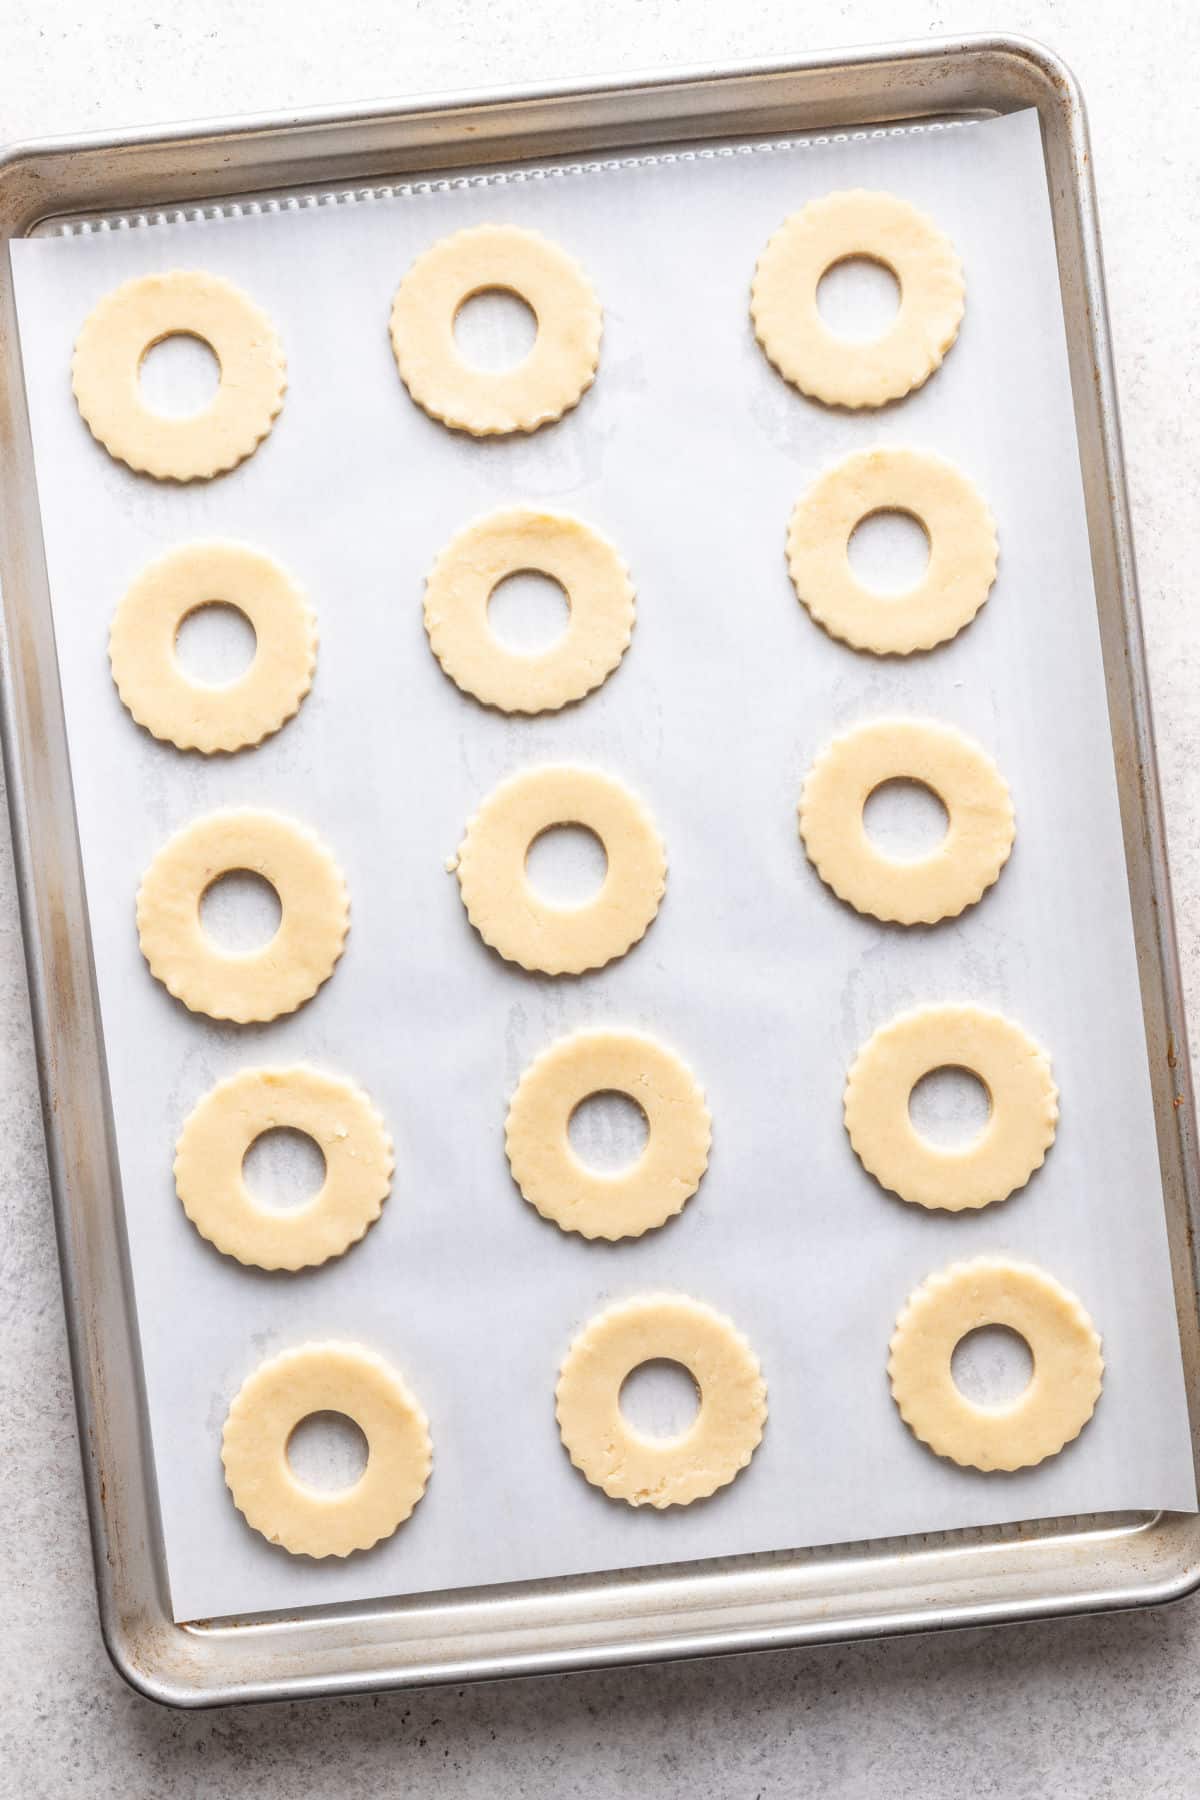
10, 108, 1196, 1623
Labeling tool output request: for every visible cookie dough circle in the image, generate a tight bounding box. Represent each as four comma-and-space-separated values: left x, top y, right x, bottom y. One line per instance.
222, 1343, 432, 1556
799, 718, 1014, 925
888, 1258, 1103, 1471
109, 542, 316, 752
136, 809, 349, 1022
787, 449, 998, 654
424, 508, 635, 713
72, 271, 287, 480
390, 225, 601, 435
555, 1294, 767, 1507
750, 189, 964, 408
454, 766, 666, 975
175, 1066, 394, 1269
506, 1030, 711, 1240
845, 1005, 1058, 1211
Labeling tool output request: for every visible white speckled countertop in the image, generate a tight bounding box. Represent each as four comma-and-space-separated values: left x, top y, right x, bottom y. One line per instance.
3, 2, 1199, 1792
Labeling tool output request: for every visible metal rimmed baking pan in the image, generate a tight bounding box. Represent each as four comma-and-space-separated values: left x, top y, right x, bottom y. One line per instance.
2, 33, 1198, 1707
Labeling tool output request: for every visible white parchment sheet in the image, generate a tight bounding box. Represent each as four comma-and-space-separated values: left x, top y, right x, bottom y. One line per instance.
11, 107, 1197, 1623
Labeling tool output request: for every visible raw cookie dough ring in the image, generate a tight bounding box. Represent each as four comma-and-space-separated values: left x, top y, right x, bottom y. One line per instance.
505, 1030, 711, 1240
222, 1343, 432, 1556
750, 189, 964, 408
888, 1258, 1103, 1471
787, 448, 998, 654
454, 766, 667, 975
799, 718, 1014, 925
555, 1294, 767, 1507
424, 508, 635, 713
390, 224, 602, 435
844, 1005, 1058, 1211
109, 541, 317, 752
136, 808, 349, 1022
175, 1066, 394, 1270
72, 271, 287, 480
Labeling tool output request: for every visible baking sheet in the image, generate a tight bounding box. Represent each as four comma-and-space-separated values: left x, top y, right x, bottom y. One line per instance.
10, 107, 1196, 1625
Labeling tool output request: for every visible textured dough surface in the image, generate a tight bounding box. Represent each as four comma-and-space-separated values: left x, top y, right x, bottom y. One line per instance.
109, 541, 316, 752
454, 766, 666, 975
174, 1066, 393, 1269
424, 507, 634, 712
555, 1294, 767, 1507
888, 1258, 1103, 1471
506, 1030, 710, 1239
136, 808, 349, 1022
221, 1343, 432, 1557
799, 718, 1014, 924
72, 270, 286, 479
751, 189, 964, 408
390, 225, 601, 435
845, 1005, 1058, 1210
787, 448, 998, 654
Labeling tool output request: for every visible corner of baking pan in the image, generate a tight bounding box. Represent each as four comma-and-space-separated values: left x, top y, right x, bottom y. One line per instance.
98, 1608, 197, 1711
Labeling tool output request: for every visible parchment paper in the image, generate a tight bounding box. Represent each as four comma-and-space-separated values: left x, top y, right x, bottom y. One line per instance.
10, 107, 1196, 1624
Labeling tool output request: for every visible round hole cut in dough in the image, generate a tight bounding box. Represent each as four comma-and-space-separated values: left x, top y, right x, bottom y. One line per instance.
72, 271, 287, 480
175, 1066, 393, 1269
390, 225, 602, 435
453, 766, 666, 975
109, 542, 316, 753
787, 448, 997, 654
506, 1030, 711, 1240
750, 190, 964, 409
799, 718, 1014, 925
222, 1343, 432, 1557
888, 1258, 1103, 1472
555, 1294, 767, 1508
136, 809, 349, 1022
845, 1005, 1058, 1211
424, 508, 634, 713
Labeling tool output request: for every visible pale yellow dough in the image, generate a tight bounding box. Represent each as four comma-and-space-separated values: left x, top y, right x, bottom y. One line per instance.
72, 271, 286, 480
555, 1294, 767, 1507
787, 448, 998, 654
390, 225, 601, 435
109, 541, 316, 752
454, 766, 666, 975
424, 508, 634, 713
751, 189, 964, 408
506, 1030, 710, 1240
136, 809, 349, 1022
222, 1343, 432, 1557
888, 1258, 1103, 1471
845, 1005, 1058, 1211
174, 1066, 393, 1269
799, 718, 1015, 925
